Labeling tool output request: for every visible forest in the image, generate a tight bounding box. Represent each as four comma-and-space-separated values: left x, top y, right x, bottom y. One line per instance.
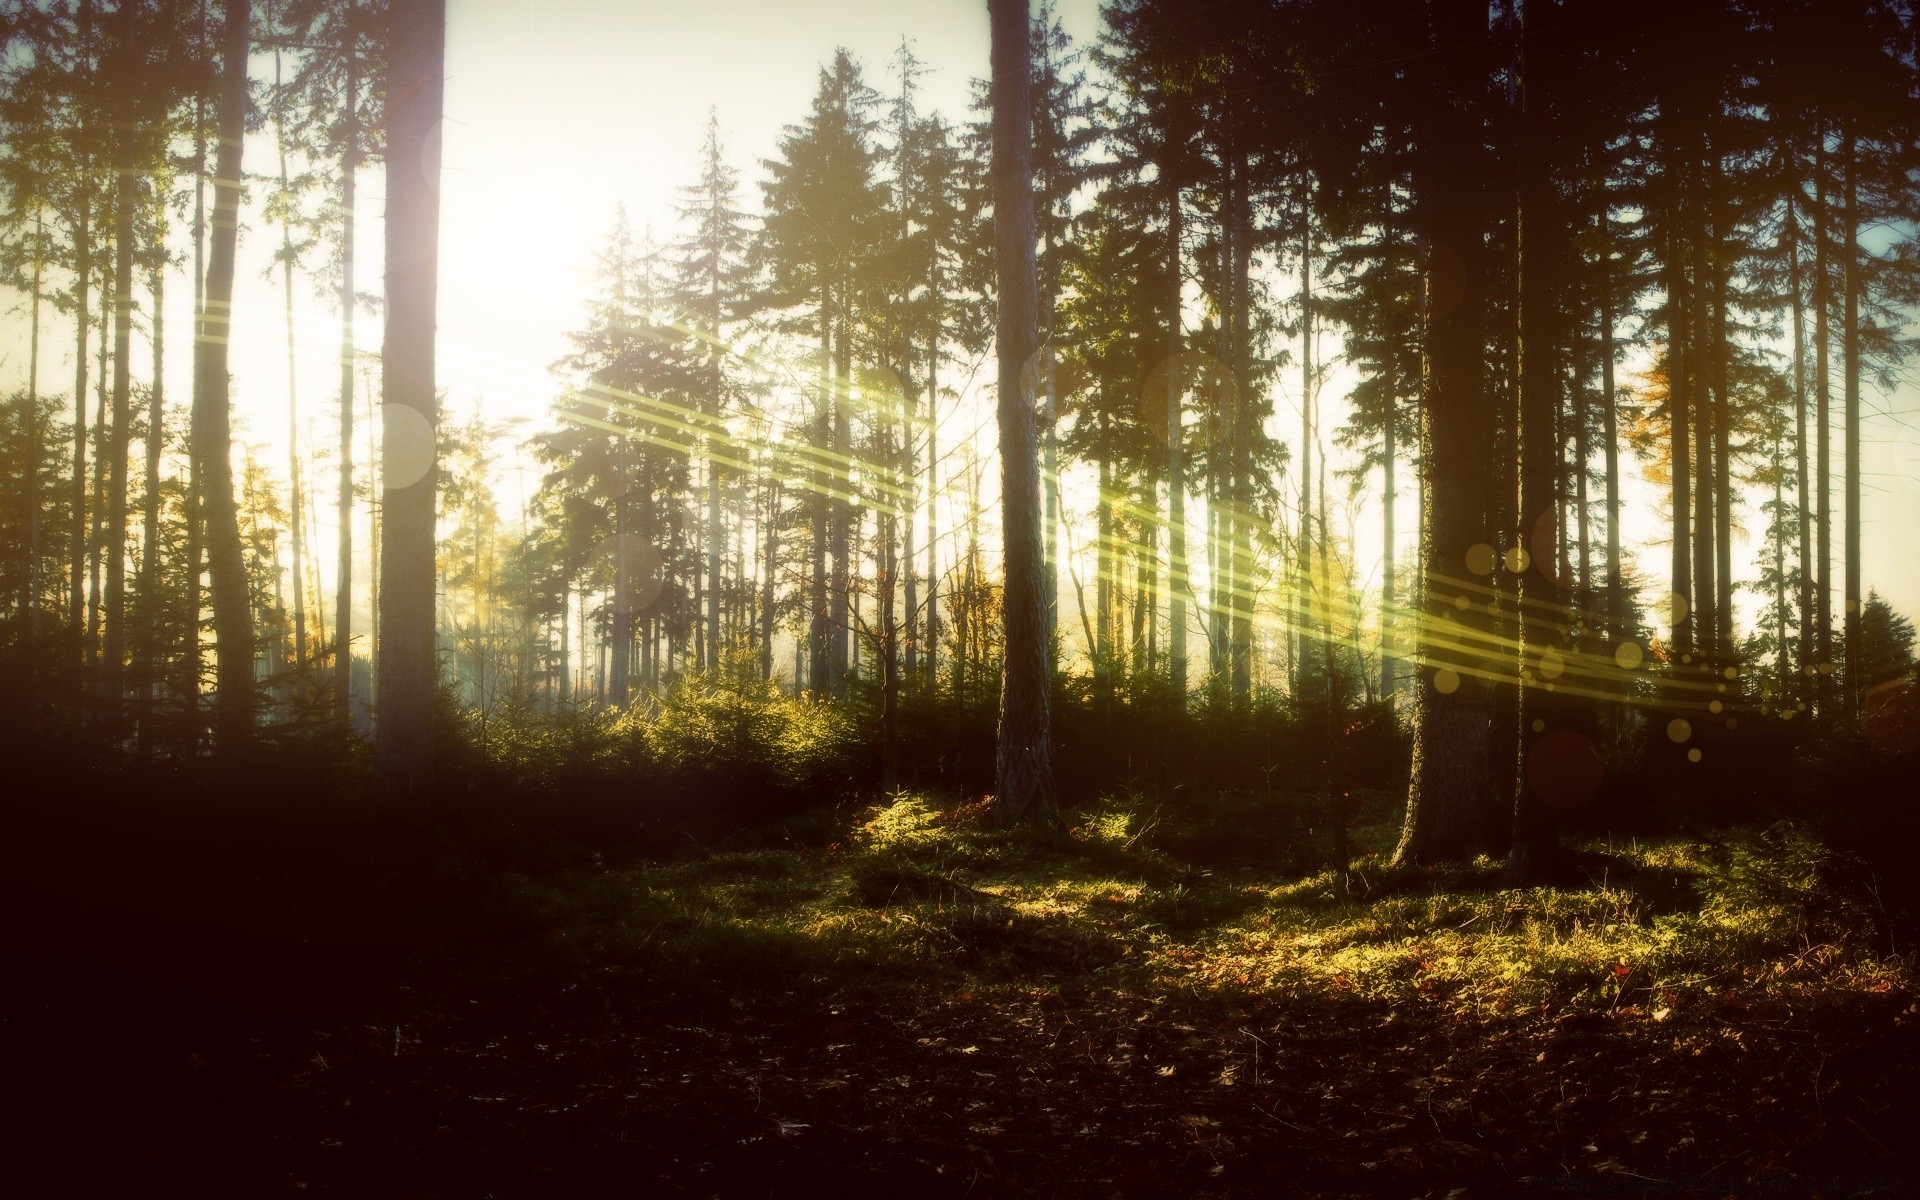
3, 0, 1919, 1195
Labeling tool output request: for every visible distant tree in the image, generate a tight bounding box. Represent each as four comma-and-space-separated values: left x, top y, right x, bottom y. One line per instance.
757, 50, 886, 695
674, 111, 751, 673
1851, 592, 1917, 697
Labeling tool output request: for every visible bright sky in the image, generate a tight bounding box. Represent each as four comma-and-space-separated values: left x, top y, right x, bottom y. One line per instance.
2, 0, 1917, 655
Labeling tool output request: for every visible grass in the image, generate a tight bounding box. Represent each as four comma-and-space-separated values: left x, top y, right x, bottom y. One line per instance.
509, 790, 1909, 1023
6, 775, 1915, 1196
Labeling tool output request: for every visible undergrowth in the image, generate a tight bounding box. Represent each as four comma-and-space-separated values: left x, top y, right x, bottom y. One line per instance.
502, 788, 1912, 1022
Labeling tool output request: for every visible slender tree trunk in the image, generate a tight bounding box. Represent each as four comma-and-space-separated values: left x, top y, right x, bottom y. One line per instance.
880, 419, 900, 787
1508, 22, 1565, 881
89, 297, 107, 675
182, 0, 207, 729
830, 306, 852, 689
24, 212, 44, 631
1786, 148, 1814, 710
989, 0, 1056, 827
904, 412, 919, 682
706, 384, 722, 671
809, 310, 829, 696
71, 198, 90, 653
69, 0, 95, 658
193, 0, 257, 747
924, 321, 940, 690
610, 451, 632, 705
1165, 176, 1187, 695
1599, 229, 1622, 642
1095, 443, 1113, 678
1691, 141, 1716, 667
1296, 202, 1315, 704
1575, 349, 1591, 601
1667, 137, 1693, 660
335, 44, 358, 720
1381, 192, 1398, 701
1228, 143, 1254, 701
274, 36, 308, 675
1710, 224, 1733, 658
762, 474, 780, 682
141, 206, 165, 743
375, 0, 446, 787
105, 117, 136, 720
1841, 123, 1861, 711
1813, 129, 1831, 695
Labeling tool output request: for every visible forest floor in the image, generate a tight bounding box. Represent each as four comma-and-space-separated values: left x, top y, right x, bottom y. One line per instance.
4, 783, 1917, 1198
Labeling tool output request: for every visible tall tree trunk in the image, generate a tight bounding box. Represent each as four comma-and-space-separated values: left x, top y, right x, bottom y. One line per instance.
1666, 137, 1693, 660
71, 198, 90, 653
1380, 191, 1399, 701
1508, 17, 1564, 881
1599, 222, 1622, 645
923, 319, 940, 690
193, 0, 256, 748
105, 116, 135, 720
375, 0, 446, 787
809, 310, 829, 695
1575, 347, 1591, 600
879, 417, 900, 787
275, 35, 307, 675
182, 0, 207, 728
1841, 122, 1861, 712
830, 305, 852, 689
988, 0, 1056, 827
609, 450, 632, 705
24, 212, 44, 632
904, 406, 920, 681
141, 205, 165, 743
70, 0, 94, 656
1393, 0, 1493, 867
1296, 200, 1315, 704
1813, 129, 1831, 697
1786, 151, 1813, 708
335, 43, 358, 720
1095, 442, 1113, 678
706, 358, 723, 672
1228, 141, 1254, 701
761, 474, 780, 682
1690, 141, 1716, 668
89, 298, 107, 675
1710, 219, 1733, 659
1165, 175, 1187, 695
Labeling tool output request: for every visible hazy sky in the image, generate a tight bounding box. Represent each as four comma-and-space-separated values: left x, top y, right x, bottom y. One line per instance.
2, 0, 1916, 649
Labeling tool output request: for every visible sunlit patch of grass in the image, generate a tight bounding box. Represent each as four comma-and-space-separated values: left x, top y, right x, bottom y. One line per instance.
490, 792, 1907, 1023
1162, 825, 1908, 1015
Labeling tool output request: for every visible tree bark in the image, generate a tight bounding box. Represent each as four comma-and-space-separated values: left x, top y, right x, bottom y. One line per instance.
336, 40, 358, 721
1392, 0, 1493, 867
193, 0, 256, 748
1813, 129, 1831, 696
376, 0, 446, 789
1508, 12, 1564, 882
1785, 146, 1813, 708
988, 0, 1057, 828
1841, 121, 1861, 711
106, 110, 135, 719
1165, 174, 1187, 696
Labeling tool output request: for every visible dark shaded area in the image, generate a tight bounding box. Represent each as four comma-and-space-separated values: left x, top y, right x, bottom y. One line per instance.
4, 705, 1917, 1197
